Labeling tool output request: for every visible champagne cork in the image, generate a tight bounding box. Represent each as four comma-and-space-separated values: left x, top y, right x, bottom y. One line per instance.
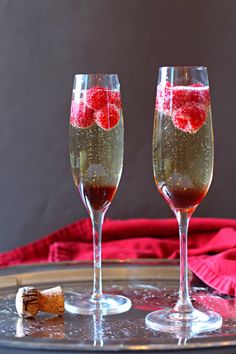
15, 286, 64, 318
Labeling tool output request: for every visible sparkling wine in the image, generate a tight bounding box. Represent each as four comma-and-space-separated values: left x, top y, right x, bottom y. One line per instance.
70, 115, 123, 212
153, 108, 214, 211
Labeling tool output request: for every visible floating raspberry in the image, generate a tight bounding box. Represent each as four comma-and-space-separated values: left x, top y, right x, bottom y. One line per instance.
172, 104, 206, 133
94, 103, 120, 130
108, 90, 122, 109
85, 86, 108, 110
189, 83, 210, 106
70, 100, 95, 128
156, 82, 210, 116
172, 87, 188, 110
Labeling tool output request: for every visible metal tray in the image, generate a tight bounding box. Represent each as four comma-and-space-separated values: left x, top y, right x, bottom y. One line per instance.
0, 259, 235, 352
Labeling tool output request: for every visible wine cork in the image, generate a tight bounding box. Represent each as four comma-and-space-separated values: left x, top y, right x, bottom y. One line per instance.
15, 286, 64, 318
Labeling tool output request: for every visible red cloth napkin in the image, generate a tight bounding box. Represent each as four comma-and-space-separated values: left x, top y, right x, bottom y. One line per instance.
1, 218, 236, 296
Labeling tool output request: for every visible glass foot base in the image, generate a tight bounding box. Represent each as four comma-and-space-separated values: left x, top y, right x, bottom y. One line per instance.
145, 307, 222, 335
65, 292, 131, 315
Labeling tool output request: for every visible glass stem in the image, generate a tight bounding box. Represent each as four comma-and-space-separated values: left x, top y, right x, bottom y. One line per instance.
91, 210, 104, 301
174, 210, 194, 314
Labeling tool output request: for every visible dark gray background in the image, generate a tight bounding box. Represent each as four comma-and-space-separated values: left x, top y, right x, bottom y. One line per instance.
0, 0, 235, 252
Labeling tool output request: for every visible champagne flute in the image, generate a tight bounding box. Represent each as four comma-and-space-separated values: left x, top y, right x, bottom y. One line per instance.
145, 66, 222, 334
66, 74, 131, 315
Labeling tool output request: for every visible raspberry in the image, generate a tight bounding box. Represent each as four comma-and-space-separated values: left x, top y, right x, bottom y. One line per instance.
94, 103, 120, 130
172, 104, 206, 133
108, 90, 122, 108
70, 100, 95, 128
188, 83, 210, 106
85, 86, 108, 110
156, 82, 210, 116
172, 87, 188, 110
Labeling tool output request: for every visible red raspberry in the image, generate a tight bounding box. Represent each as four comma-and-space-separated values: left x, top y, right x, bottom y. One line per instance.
172, 87, 188, 110
188, 83, 210, 106
85, 86, 108, 110
70, 100, 95, 128
94, 103, 120, 130
172, 104, 207, 133
108, 90, 122, 109
172, 85, 210, 110
156, 82, 210, 116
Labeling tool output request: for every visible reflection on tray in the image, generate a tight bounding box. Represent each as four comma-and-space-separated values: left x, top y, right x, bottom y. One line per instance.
15, 316, 65, 338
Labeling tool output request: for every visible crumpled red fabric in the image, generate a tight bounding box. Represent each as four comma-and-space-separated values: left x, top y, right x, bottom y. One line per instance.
1, 218, 236, 296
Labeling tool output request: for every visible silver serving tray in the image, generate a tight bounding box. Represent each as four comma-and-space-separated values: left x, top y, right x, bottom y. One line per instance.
0, 259, 235, 352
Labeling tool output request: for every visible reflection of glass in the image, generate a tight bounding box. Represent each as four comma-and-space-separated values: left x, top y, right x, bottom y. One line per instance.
66, 74, 131, 315
146, 66, 222, 335
177, 336, 188, 346
93, 314, 104, 347
15, 316, 64, 338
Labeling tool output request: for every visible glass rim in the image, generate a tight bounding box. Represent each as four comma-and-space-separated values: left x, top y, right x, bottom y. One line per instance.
159, 66, 207, 70
74, 73, 119, 78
